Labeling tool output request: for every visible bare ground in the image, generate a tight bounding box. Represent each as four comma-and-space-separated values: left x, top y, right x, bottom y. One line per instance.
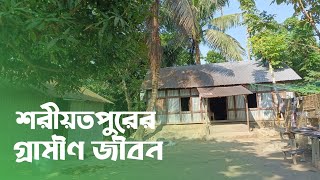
10, 124, 320, 180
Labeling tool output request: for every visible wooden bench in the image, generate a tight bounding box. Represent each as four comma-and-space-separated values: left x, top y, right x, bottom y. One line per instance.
283, 149, 306, 164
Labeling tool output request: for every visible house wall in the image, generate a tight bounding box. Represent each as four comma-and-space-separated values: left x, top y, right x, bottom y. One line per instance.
225, 84, 295, 126
147, 88, 204, 124
147, 83, 295, 125
250, 85, 294, 126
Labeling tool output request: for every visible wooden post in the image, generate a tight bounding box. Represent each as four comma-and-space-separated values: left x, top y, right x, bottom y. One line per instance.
244, 95, 250, 132
200, 97, 203, 123
233, 96, 237, 119
317, 138, 320, 168
312, 138, 316, 165
312, 137, 320, 167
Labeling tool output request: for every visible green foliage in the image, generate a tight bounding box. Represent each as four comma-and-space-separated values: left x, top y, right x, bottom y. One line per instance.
0, 0, 153, 116
165, 0, 244, 62
251, 83, 320, 95
205, 50, 226, 63
0, 0, 151, 92
282, 17, 320, 82
250, 30, 287, 68
246, 4, 320, 95
250, 15, 320, 88
239, 0, 257, 13
160, 29, 193, 67
272, 0, 320, 39
240, 0, 281, 35
273, 0, 320, 24
284, 83, 320, 96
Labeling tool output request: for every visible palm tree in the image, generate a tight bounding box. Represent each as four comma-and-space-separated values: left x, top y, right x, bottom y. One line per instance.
134, 0, 161, 140
165, 0, 244, 64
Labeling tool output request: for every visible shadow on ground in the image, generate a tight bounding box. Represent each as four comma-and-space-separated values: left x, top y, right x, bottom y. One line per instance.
6, 137, 320, 180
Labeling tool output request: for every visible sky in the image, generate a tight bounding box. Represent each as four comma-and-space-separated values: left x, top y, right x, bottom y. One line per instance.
200, 0, 295, 61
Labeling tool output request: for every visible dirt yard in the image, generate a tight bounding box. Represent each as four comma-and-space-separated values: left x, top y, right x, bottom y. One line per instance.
8, 124, 320, 180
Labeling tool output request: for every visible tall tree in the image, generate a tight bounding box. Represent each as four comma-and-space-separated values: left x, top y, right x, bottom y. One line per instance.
134, 0, 162, 140
146, 0, 162, 113
273, 0, 320, 39
282, 17, 320, 82
250, 30, 287, 83
165, 0, 244, 64
159, 6, 193, 67
250, 15, 320, 94
239, 0, 258, 61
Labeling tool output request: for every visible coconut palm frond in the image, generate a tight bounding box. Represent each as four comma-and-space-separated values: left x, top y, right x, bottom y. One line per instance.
210, 13, 242, 31
164, 0, 197, 36
198, 0, 229, 15
205, 29, 244, 61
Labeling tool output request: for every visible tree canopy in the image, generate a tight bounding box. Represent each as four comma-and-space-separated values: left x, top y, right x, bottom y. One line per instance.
0, 0, 151, 92
205, 50, 227, 63
164, 0, 244, 64
1, 0, 319, 109
246, 7, 320, 94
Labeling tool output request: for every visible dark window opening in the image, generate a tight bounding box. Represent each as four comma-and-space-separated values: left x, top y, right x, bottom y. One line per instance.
181, 97, 190, 111
247, 93, 257, 108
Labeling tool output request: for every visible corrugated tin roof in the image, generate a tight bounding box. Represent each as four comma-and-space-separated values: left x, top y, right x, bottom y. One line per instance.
197, 86, 252, 98
143, 61, 301, 89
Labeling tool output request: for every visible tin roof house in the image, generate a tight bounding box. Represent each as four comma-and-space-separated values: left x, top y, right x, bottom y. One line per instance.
143, 61, 301, 128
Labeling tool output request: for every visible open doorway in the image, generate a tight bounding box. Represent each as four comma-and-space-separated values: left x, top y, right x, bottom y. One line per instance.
209, 97, 227, 120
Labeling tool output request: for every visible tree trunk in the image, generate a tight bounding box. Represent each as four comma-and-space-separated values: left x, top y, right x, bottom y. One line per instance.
268, 61, 275, 84
195, 40, 201, 64
122, 78, 132, 111
246, 27, 251, 61
134, 0, 161, 140
269, 60, 278, 128
145, 0, 161, 113
189, 40, 195, 64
